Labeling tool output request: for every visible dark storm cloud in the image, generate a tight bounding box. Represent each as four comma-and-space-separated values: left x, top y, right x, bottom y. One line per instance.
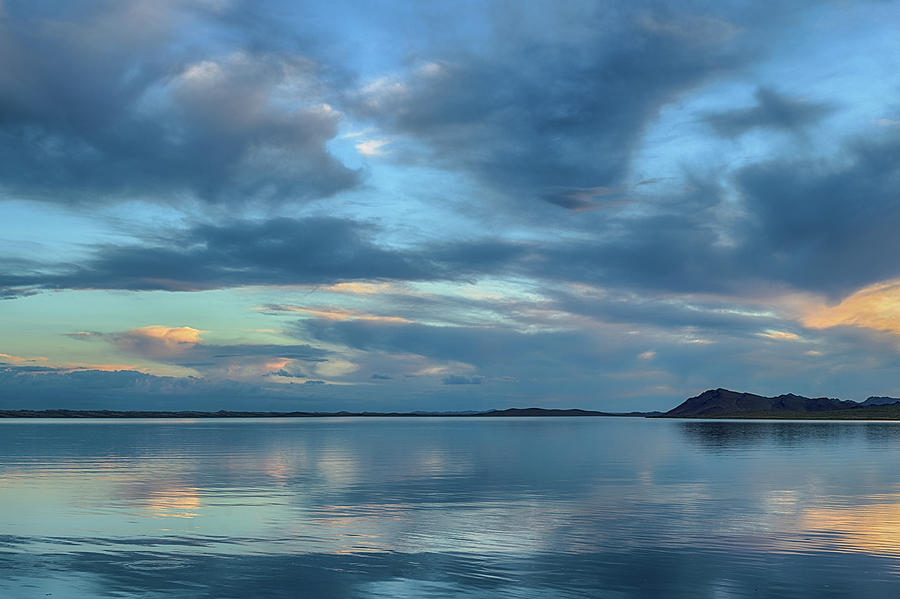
703, 87, 832, 137
350, 5, 745, 203
0, 1, 358, 206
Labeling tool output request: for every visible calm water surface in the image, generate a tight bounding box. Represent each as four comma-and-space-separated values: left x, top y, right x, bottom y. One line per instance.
3, 417, 900, 597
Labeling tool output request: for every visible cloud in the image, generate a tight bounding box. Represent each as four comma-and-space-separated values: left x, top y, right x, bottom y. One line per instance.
512, 179, 744, 295
0, 353, 48, 365
637, 13, 738, 44
0, 216, 541, 297
7, 120, 898, 312
65, 331, 103, 340
349, 6, 745, 203
4, 0, 900, 412
110, 326, 202, 359
545, 286, 781, 333
259, 304, 412, 323
802, 279, 900, 336
756, 330, 800, 341
442, 374, 483, 385
296, 317, 633, 382
0, 2, 358, 207
0, 287, 37, 300
291, 307, 893, 408
355, 139, 391, 156
735, 130, 900, 297
0, 0, 774, 301
0, 364, 336, 410
541, 186, 633, 212
320, 282, 387, 295
313, 358, 358, 378
72, 324, 330, 380
1, 218, 436, 293
703, 87, 831, 137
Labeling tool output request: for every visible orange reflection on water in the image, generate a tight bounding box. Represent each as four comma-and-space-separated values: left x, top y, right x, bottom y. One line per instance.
774, 496, 900, 558
143, 486, 201, 519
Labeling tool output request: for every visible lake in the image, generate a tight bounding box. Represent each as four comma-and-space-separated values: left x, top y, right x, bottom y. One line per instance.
2, 416, 900, 598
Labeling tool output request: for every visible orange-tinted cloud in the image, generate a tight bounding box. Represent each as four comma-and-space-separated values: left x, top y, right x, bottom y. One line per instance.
112, 325, 202, 359
260, 304, 411, 323
0, 353, 48, 365
62, 363, 143, 373
756, 330, 800, 341
323, 282, 388, 295
803, 280, 900, 336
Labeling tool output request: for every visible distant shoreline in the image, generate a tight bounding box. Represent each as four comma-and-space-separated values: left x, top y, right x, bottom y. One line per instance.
0, 407, 661, 419
6, 409, 900, 421
13, 388, 900, 420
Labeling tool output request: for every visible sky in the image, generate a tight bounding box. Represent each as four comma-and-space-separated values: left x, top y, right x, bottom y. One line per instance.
2, 0, 900, 412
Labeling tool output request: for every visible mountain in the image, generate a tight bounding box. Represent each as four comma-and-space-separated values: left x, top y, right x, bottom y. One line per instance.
664, 388, 857, 417
862, 396, 900, 406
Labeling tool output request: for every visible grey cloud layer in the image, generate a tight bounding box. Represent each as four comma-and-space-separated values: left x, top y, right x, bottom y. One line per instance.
8, 122, 900, 303
350, 8, 744, 204
0, 1, 761, 214
4, 1, 890, 300
735, 131, 900, 297
0, 1, 357, 206
2, 218, 438, 293
703, 87, 832, 137
0, 365, 325, 410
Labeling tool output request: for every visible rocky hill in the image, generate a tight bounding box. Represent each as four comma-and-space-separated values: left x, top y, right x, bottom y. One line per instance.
664, 388, 858, 417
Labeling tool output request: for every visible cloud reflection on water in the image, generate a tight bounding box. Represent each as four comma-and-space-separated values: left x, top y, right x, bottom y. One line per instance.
3, 418, 900, 597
